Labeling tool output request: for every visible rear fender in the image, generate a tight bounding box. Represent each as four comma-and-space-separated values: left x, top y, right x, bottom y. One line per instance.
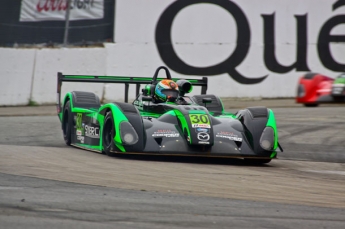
60, 92, 101, 128
59, 92, 73, 121
61, 92, 100, 114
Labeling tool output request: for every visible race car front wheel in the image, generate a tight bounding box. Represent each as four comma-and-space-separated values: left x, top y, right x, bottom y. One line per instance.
102, 111, 115, 156
62, 100, 73, 145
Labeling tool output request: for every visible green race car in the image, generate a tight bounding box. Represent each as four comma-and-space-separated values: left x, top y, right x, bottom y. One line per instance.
331, 73, 345, 97
57, 66, 283, 164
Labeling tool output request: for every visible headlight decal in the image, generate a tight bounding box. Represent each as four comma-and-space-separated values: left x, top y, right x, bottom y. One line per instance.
119, 121, 139, 145
260, 127, 274, 150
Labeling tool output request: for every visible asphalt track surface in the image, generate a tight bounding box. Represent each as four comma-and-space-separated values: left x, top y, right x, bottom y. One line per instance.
0, 104, 344, 228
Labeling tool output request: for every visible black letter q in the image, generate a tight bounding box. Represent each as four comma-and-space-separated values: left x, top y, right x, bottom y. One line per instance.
155, 0, 267, 84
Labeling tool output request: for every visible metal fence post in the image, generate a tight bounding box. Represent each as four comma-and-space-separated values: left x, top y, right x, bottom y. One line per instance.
63, 0, 71, 47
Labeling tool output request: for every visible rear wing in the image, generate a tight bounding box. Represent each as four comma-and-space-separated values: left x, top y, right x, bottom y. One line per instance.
57, 72, 208, 112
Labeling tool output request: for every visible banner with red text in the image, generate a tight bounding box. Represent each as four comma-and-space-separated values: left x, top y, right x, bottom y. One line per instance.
20, 0, 104, 22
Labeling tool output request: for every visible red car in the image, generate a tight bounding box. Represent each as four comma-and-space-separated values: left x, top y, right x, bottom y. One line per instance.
296, 73, 345, 107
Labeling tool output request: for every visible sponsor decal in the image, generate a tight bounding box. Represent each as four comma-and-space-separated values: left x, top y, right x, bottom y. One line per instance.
77, 135, 84, 143
216, 131, 242, 142
189, 114, 210, 129
20, 0, 104, 22
198, 141, 210, 145
76, 113, 85, 136
196, 128, 209, 133
152, 130, 179, 138
197, 132, 210, 141
85, 125, 100, 138
76, 113, 82, 128
192, 124, 211, 128
218, 131, 234, 135
152, 133, 180, 137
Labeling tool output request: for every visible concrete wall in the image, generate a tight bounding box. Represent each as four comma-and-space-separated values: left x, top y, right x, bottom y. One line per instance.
31, 48, 106, 104
0, 48, 35, 106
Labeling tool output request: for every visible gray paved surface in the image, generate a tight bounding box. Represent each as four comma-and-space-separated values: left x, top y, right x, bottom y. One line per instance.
1, 172, 344, 229
0, 100, 345, 229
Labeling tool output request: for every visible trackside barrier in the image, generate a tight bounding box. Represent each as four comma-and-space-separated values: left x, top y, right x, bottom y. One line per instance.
0, 48, 36, 106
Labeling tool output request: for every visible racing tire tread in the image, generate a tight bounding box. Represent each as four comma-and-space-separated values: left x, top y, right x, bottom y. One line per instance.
102, 111, 115, 156
62, 100, 73, 146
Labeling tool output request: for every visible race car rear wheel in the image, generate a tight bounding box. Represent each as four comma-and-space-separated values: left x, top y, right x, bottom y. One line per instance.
102, 111, 115, 156
62, 100, 73, 145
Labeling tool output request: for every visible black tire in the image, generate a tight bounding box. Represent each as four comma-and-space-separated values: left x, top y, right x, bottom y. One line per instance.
102, 111, 115, 156
62, 100, 73, 145
304, 103, 319, 107
244, 158, 272, 165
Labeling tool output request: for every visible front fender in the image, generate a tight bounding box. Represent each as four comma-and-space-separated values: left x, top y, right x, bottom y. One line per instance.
236, 107, 279, 155
266, 109, 278, 150
99, 102, 145, 152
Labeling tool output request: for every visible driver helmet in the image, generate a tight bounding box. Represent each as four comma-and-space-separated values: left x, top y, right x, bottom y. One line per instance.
154, 79, 179, 103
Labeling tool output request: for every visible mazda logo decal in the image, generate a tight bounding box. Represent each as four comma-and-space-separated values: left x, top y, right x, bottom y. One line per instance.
197, 132, 210, 141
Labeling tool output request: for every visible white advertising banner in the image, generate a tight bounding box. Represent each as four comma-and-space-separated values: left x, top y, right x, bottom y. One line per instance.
20, 0, 104, 22
112, 0, 345, 98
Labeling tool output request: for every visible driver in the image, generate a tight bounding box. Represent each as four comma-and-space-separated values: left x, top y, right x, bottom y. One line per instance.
153, 79, 179, 103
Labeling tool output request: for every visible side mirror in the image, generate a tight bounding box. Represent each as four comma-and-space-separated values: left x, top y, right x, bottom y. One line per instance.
202, 98, 212, 104
142, 96, 152, 102
202, 98, 212, 107
142, 88, 149, 96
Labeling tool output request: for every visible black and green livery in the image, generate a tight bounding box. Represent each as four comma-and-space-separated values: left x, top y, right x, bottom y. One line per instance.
57, 66, 283, 164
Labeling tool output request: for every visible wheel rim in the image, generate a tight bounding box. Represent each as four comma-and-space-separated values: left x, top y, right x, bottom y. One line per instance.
103, 118, 113, 148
